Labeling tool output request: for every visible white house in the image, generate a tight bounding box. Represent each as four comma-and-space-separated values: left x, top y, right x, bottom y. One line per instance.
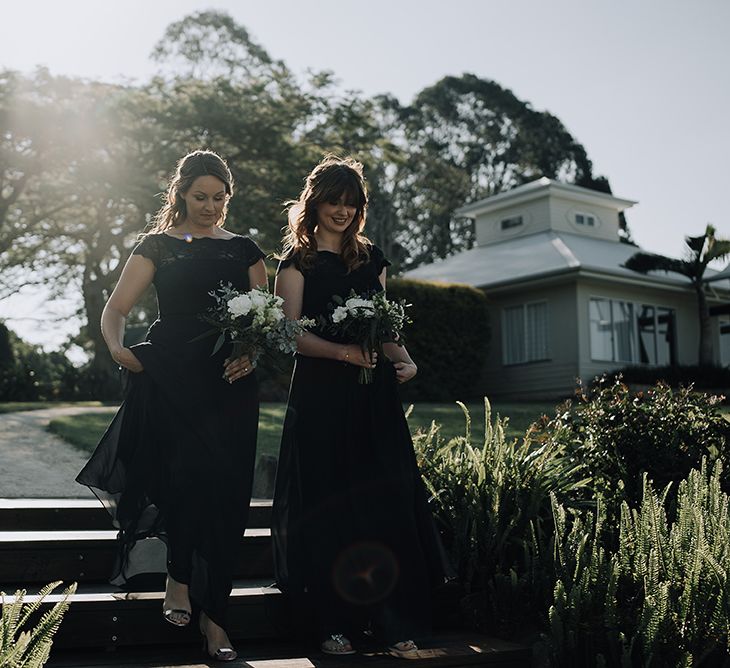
404, 177, 730, 400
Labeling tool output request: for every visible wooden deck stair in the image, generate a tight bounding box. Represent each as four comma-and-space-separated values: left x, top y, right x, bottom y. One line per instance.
0, 499, 531, 667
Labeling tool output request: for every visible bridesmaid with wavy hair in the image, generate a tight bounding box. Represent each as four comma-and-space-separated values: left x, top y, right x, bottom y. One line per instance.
272, 155, 450, 657
77, 150, 265, 662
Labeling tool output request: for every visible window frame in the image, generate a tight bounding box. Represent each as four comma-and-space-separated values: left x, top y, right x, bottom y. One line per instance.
575, 211, 597, 227
588, 295, 677, 365
500, 214, 524, 231
502, 300, 551, 366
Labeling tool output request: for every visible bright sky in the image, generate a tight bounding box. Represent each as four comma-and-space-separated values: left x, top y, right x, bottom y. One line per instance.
2, 0, 730, 352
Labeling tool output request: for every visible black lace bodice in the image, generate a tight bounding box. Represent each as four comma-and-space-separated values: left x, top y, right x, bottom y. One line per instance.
132, 233, 265, 320
276, 245, 391, 343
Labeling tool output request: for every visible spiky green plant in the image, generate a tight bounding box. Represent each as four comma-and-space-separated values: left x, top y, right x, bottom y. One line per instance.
0, 581, 77, 667
413, 398, 590, 628
548, 460, 730, 666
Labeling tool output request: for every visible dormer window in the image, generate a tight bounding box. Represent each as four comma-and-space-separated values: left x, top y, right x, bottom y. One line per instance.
500, 215, 523, 230
575, 212, 596, 227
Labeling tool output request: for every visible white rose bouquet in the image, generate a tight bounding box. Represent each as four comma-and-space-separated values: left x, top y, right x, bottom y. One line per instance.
321, 290, 411, 384
195, 283, 314, 366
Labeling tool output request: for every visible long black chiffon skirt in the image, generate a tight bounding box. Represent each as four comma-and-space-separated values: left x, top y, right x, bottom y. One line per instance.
272, 355, 450, 643
77, 319, 259, 627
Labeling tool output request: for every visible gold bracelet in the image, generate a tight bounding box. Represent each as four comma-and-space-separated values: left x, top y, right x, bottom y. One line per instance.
343, 347, 350, 363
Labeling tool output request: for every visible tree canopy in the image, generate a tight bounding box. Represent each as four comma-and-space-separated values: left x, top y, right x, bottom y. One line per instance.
0, 11, 613, 393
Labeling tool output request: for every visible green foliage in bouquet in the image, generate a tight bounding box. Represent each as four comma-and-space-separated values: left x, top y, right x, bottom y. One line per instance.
0, 581, 77, 667
388, 278, 490, 402
548, 461, 730, 667
413, 400, 590, 629
529, 377, 730, 525
196, 283, 314, 364
319, 289, 411, 384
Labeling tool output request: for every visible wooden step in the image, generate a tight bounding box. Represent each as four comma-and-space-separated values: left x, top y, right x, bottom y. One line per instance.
3, 580, 288, 650
46, 633, 532, 667
0, 528, 273, 585
0, 498, 273, 531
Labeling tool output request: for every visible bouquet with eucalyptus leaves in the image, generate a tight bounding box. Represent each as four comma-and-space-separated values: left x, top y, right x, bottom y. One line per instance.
320, 290, 411, 384
196, 283, 314, 366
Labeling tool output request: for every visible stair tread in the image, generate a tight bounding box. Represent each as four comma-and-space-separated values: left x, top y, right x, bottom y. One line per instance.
0, 528, 270, 542
2, 579, 280, 603
0, 498, 273, 508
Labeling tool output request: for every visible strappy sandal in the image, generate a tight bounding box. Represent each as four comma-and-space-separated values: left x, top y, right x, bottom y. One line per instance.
388, 640, 419, 658
162, 607, 191, 627
200, 617, 238, 662
321, 633, 356, 655
202, 635, 238, 662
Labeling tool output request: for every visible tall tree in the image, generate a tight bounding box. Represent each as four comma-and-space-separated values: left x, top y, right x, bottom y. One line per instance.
624, 224, 730, 364
390, 74, 612, 266
150, 9, 279, 83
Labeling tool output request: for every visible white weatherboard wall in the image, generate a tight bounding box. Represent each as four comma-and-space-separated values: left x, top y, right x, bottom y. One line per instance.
482, 281, 579, 400
549, 196, 621, 243
474, 197, 551, 246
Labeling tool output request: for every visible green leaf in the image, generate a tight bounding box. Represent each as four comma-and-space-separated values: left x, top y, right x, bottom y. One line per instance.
212, 333, 226, 356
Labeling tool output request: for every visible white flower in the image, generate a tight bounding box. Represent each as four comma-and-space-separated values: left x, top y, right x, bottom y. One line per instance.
332, 306, 349, 323
227, 294, 252, 317
266, 306, 285, 323
345, 297, 374, 311
250, 290, 268, 310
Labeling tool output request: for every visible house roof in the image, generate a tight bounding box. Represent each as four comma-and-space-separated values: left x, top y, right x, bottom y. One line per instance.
403, 231, 730, 293
455, 177, 637, 218
705, 264, 730, 283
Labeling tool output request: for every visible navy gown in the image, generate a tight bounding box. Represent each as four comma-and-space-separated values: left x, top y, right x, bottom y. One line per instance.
77, 233, 264, 628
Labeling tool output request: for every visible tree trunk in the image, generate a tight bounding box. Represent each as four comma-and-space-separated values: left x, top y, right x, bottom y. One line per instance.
696, 283, 715, 365
82, 274, 122, 401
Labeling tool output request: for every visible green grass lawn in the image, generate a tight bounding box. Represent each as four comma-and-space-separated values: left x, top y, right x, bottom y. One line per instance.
0, 401, 110, 414
47, 400, 558, 458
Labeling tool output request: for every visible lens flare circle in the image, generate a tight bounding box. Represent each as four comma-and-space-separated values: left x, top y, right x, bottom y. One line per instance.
332, 541, 399, 606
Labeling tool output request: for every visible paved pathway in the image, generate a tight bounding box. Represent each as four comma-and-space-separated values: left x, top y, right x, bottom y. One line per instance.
0, 407, 117, 498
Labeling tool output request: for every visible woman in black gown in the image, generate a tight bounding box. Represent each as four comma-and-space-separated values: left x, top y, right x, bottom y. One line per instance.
272, 155, 450, 657
77, 150, 266, 662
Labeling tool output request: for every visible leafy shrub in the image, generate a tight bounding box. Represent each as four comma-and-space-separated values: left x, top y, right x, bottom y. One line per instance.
529, 378, 730, 524
389, 278, 490, 402
0, 323, 84, 401
414, 400, 589, 629
0, 581, 77, 667
548, 461, 730, 667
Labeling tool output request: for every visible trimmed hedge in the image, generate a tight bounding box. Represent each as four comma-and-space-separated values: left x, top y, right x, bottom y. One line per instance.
388, 278, 490, 401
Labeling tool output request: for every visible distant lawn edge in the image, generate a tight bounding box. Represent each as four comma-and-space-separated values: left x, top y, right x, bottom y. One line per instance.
0, 401, 114, 414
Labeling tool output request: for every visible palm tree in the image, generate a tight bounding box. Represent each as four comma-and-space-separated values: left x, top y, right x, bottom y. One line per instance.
624, 224, 730, 365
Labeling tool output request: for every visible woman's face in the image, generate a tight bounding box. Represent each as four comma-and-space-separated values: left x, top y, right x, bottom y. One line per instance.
180, 175, 228, 227
315, 193, 357, 236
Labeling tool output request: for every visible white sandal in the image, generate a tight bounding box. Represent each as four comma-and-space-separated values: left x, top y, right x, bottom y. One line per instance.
321, 633, 356, 655
388, 640, 419, 658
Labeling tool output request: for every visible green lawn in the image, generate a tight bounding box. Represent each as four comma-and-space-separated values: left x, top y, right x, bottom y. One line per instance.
47, 401, 558, 458
0, 401, 110, 414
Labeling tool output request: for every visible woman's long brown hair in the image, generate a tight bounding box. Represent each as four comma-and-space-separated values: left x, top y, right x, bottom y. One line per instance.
280, 155, 370, 272
146, 150, 234, 234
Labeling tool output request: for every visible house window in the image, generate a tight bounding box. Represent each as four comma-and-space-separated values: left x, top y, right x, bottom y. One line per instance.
575, 212, 596, 227
590, 298, 676, 364
500, 215, 523, 231
503, 302, 549, 365
719, 318, 730, 367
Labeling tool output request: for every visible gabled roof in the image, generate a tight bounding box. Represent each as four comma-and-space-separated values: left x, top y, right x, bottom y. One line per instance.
455, 177, 637, 218
403, 231, 730, 293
